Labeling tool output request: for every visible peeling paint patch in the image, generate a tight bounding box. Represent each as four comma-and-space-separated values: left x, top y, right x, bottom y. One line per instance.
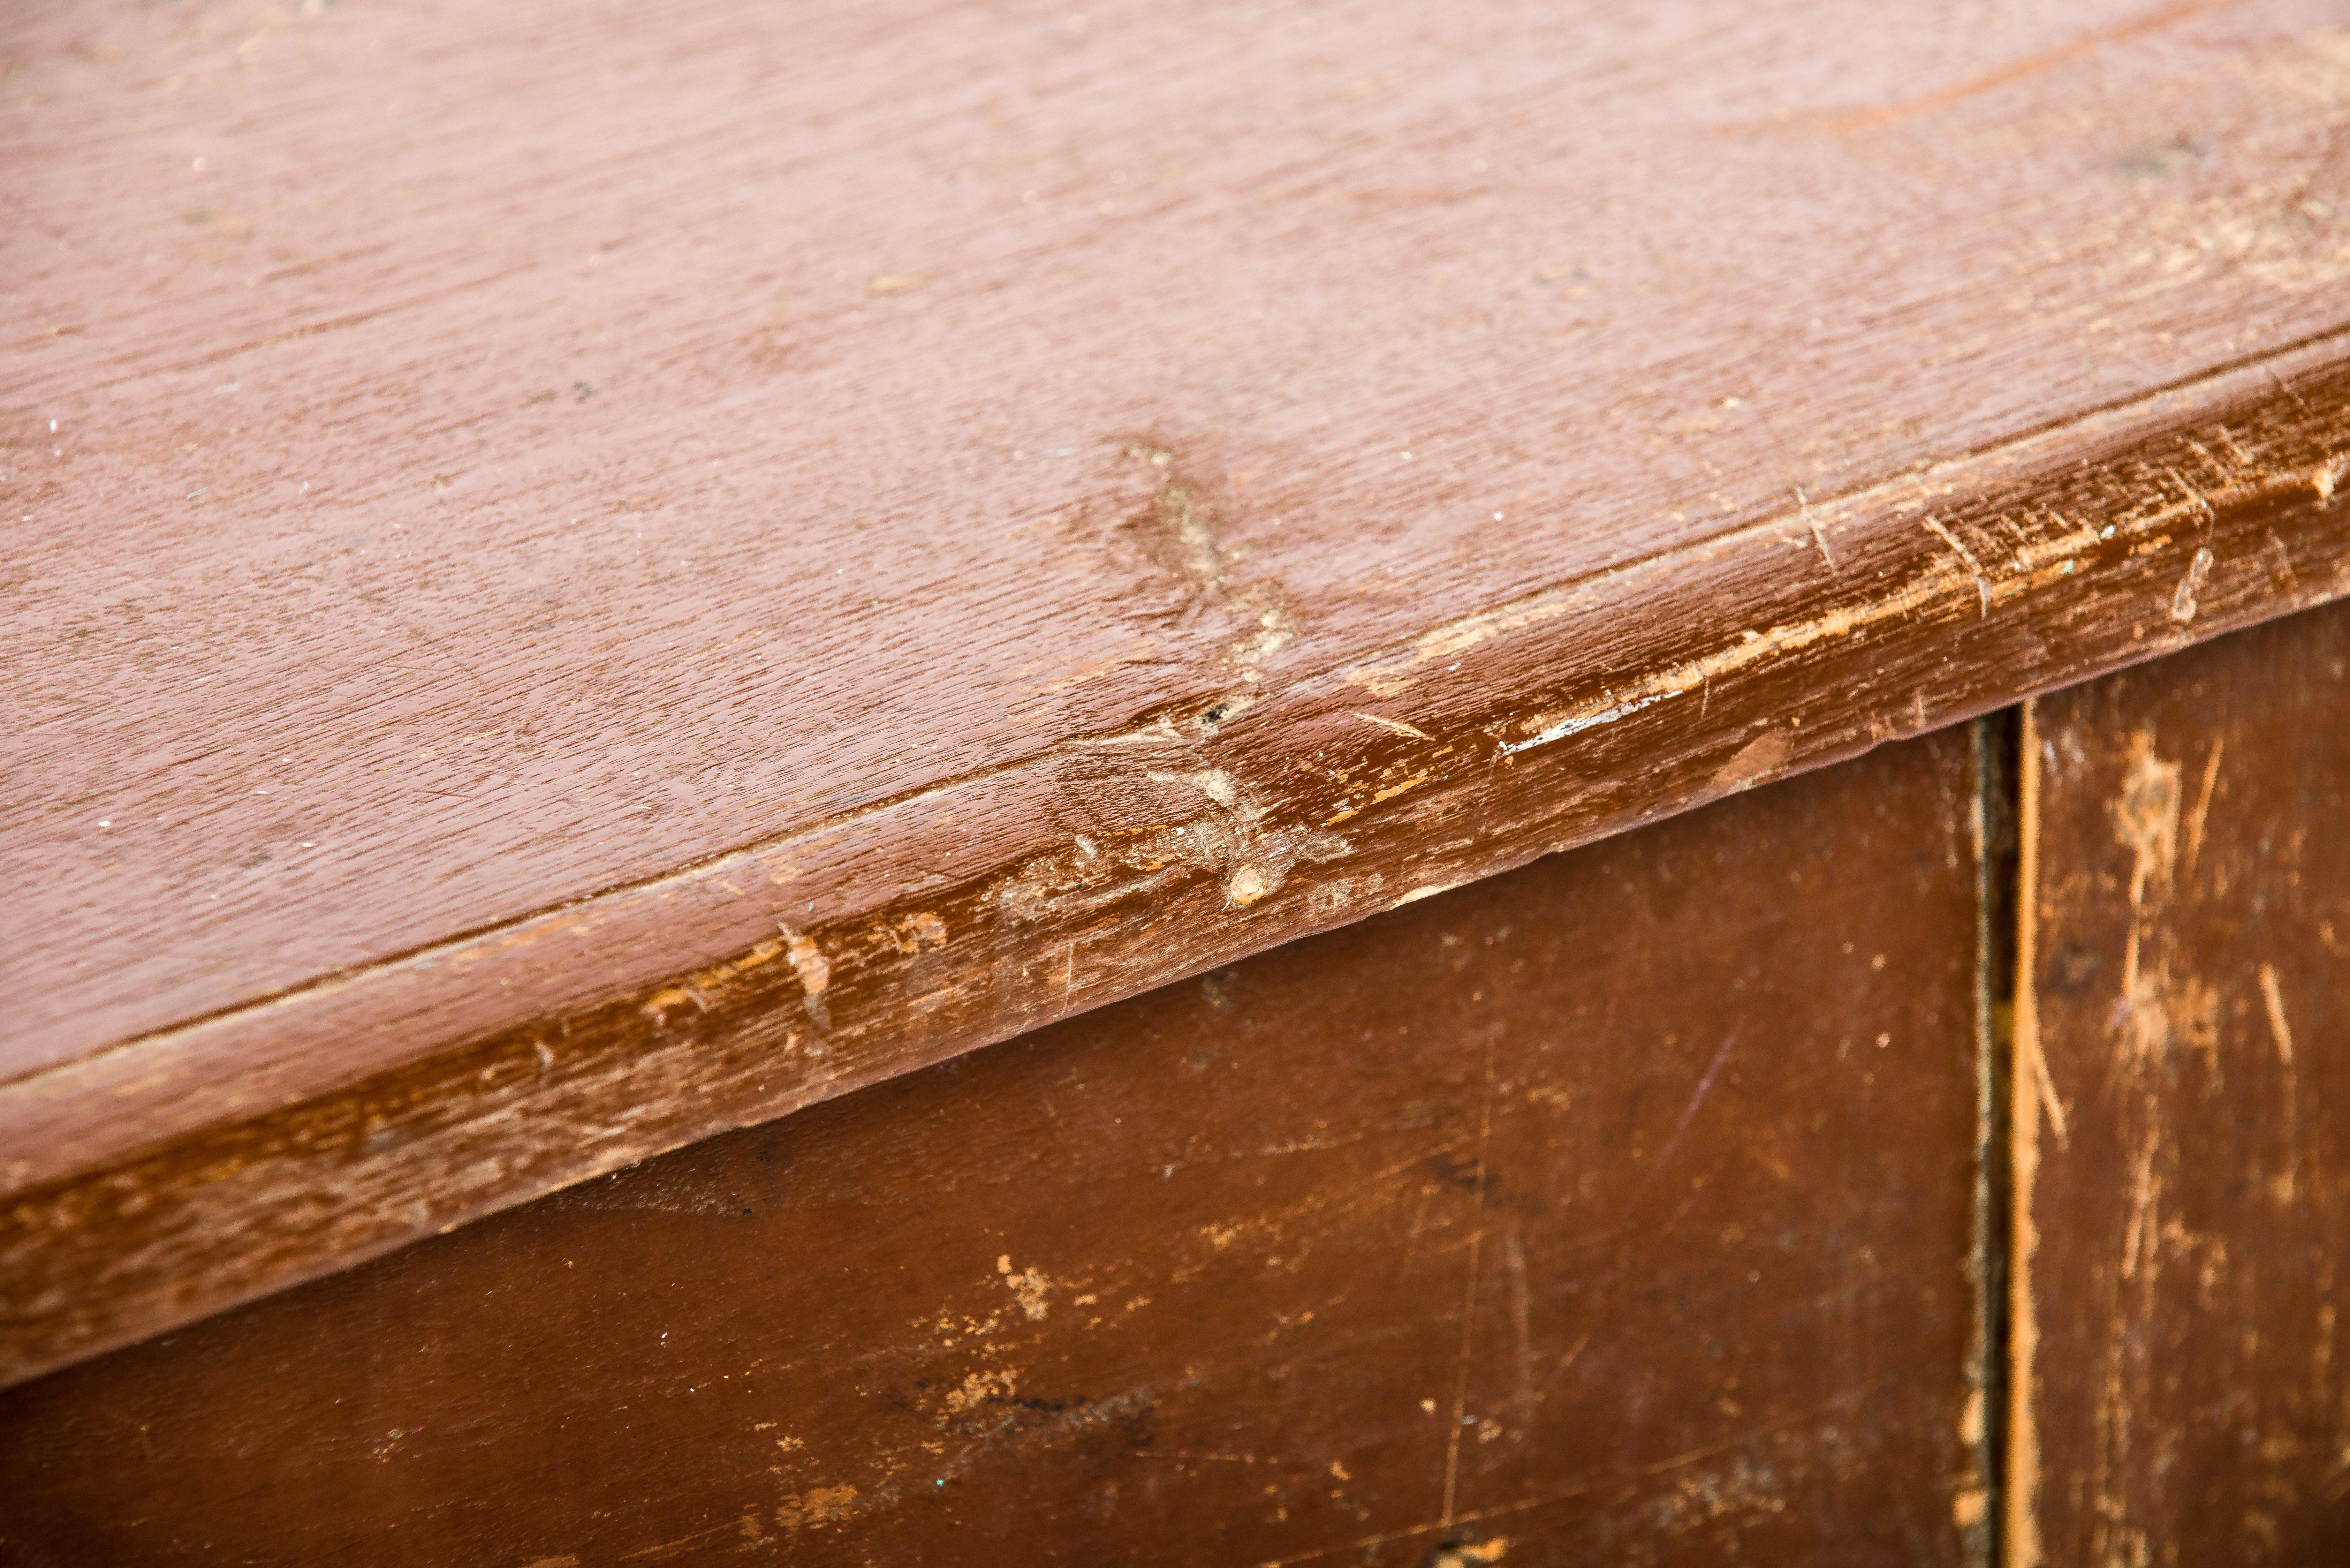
998, 1254, 1053, 1319
943, 1367, 1020, 1413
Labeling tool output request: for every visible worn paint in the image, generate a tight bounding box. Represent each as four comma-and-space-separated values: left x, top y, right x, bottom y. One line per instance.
12, 30, 2350, 1388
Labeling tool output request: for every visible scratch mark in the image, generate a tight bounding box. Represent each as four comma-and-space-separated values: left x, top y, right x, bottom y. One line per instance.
2021, 1024, 2069, 1149
1441, 1045, 1497, 1529
1488, 483, 2114, 760
1924, 518, 1993, 615
2165, 465, 2218, 531
1149, 768, 1239, 808
2180, 737, 2224, 885
1068, 716, 1188, 748
2259, 962, 2295, 1065
1353, 711, 1434, 741
1651, 1033, 1738, 1179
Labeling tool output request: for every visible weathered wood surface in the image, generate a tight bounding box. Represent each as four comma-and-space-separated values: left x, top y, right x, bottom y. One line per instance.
10, 0, 2350, 1383
2009, 600, 2350, 1564
0, 726, 1989, 1566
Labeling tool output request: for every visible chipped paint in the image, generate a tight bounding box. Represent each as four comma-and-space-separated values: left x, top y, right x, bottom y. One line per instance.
2170, 546, 2216, 623
998, 1255, 1053, 1320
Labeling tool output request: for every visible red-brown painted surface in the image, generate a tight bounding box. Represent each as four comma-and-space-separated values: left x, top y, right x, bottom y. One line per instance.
0, 727, 1987, 1565
11, 0, 2350, 1387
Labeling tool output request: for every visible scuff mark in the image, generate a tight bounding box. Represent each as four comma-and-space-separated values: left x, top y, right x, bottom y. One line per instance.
1113, 439, 1305, 683
775, 1484, 862, 1531
1644, 1454, 1791, 1536
890, 912, 948, 954
993, 767, 1347, 923
1304, 872, 1384, 917
1344, 665, 1421, 699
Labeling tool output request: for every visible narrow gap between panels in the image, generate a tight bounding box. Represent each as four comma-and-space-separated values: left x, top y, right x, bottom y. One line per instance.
1969, 709, 2025, 1568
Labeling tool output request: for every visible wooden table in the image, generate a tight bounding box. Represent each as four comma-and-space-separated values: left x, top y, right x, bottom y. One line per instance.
6, 1, 2350, 1560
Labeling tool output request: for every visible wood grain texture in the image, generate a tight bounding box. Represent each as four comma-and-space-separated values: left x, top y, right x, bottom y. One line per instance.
0, 726, 1988, 1566
2010, 601, 2350, 1564
9, 0, 2350, 1383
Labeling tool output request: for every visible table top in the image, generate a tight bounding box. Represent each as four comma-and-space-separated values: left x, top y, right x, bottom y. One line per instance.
9, 0, 2350, 1383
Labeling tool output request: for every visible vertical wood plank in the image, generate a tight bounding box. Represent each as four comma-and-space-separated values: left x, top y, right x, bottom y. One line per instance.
2016, 602, 2350, 1564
